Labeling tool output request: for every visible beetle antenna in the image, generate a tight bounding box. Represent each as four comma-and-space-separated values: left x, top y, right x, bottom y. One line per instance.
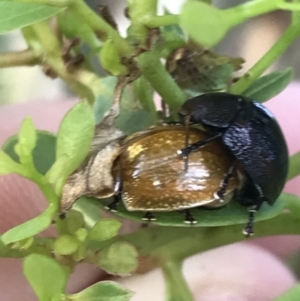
184, 116, 190, 173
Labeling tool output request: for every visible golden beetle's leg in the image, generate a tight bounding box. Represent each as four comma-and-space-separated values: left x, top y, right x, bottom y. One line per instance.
142, 212, 157, 222
183, 210, 197, 225
106, 164, 122, 212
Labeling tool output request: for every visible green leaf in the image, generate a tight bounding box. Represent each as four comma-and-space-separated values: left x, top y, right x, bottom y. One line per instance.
88, 219, 121, 241
96, 195, 284, 228
161, 7, 185, 38
11, 237, 34, 251
23, 254, 68, 301
18, 117, 36, 154
94, 77, 156, 135
2, 130, 56, 175
288, 150, 300, 180
15, 117, 36, 167
98, 242, 138, 276
100, 40, 127, 76
73, 197, 103, 228
47, 101, 94, 193
54, 235, 80, 255
59, 209, 85, 235
1, 204, 55, 244
273, 283, 300, 301
0, 2, 65, 34
66, 281, 133, 301
243, 68, 293, 102
0, 149, 24, 175
75, 228, 88, 242
180, 2, 230, 48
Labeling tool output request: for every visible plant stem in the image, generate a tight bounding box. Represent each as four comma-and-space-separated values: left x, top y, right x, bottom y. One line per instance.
127, 0, 158, 44
225, 0, 279, 26
143, 14, 180, 28
137, 51, 185, 110
230, 23, 300, 94
27, 22, 95, 102
4, 206, 300, 260
70, 0, 134, 56
10, 0, 69, 6
0, 50, 38, 67
162, 260, 194, 301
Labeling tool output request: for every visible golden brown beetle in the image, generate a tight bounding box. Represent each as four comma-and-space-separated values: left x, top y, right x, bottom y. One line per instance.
107, 125, 243, 224
60, 123, 242, 224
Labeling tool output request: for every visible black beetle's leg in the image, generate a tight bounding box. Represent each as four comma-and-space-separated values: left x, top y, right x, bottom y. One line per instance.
243, 206, 256, 237
178, 133, 222, 158
106, 165, 122, 212
243, 193, 265, 237
215, 160, 238, 200
184, 210, 197, 225
142, 212, 157, 221
184, 122, 191, 172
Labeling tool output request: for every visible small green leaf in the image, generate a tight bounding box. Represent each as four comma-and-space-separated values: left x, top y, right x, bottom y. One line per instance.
243, 68, 293, 102
72, 243, 88, 262
15, 117, 36, 166
59, 209, 85, 235
98, 242, 138, 276
11, 237, 34, 251
0, 150, 24, 175
0, 2, 65, 34
75, 228, 88, 242
54, 235, 80, 255
273, 283, 300, 301
18, 117, 36, 152
88, 219, 121, 241
73, 197, 102, 228
47, 102, 94, 192
100, 40, 127, 76
162, 7, 185, 38
66, 281, 133, 301
23, 254, 68, 301
93, 77, 118, 124
2, 205, 55, 245
180, 2, 230, 48
94, 77, 156, 134
2, 130, 56, 175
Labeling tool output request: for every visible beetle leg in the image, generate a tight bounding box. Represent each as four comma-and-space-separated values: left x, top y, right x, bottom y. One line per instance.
184, 210, 198, 225
106, 195, 120, 212
177, 133, 222, 158
215, 161, 238, 201
106, 168, 122, 212
142, 212, 157, 221
243, 196, 265, 237
243, 206, 256, 237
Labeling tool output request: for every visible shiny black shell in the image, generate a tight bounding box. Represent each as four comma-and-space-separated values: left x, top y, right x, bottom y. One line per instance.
179, 92, 288, 207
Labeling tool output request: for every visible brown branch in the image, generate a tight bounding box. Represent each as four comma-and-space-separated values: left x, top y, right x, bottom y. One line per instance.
0, 49, 39, 68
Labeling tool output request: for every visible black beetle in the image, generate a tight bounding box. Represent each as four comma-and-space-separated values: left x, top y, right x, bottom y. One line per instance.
177, 92, 288, 236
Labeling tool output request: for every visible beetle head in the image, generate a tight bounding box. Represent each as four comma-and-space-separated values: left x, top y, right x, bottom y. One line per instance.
179, 93, 242, 128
